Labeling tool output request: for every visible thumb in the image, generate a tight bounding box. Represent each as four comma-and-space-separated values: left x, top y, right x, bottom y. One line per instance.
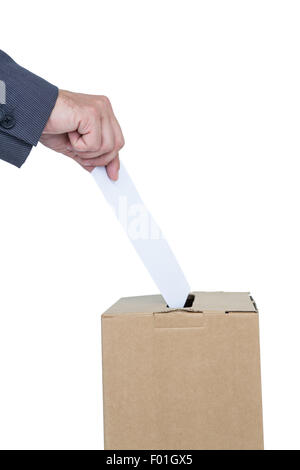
68, 119, 102, 153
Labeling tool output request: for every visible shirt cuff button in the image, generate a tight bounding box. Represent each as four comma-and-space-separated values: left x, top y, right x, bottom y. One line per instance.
0, 114, 16, 129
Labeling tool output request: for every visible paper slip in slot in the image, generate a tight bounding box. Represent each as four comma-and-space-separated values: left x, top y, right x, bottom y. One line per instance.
92, 164, 190, 308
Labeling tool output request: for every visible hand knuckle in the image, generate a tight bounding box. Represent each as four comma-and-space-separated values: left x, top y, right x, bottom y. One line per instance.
116, 137, 125, 150
100, 95, 110, 105
96, 95, 110, 110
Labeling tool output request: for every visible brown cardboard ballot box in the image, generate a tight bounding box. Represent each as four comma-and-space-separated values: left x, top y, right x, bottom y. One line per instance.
101, 291, 263, 450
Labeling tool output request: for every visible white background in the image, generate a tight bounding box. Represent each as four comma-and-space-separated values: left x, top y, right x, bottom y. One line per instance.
0, 0, 299, 450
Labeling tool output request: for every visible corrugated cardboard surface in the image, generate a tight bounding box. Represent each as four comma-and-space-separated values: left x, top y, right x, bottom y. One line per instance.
102, 292, 263, 450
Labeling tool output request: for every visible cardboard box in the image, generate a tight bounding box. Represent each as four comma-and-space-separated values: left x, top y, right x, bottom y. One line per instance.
102, 291, 263, 450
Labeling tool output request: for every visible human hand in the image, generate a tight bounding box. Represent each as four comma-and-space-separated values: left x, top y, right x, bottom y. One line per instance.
40, 90, 124, 180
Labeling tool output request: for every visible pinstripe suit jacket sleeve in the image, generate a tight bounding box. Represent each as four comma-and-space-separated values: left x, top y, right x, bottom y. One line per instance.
0, 50, 58, 168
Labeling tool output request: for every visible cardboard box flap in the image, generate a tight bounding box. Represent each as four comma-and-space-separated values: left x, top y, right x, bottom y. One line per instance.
191, 291, 257, 313
103, 291, 257, 316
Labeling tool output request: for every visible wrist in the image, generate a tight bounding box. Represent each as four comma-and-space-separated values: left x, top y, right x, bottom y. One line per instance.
42, 89, 76, 135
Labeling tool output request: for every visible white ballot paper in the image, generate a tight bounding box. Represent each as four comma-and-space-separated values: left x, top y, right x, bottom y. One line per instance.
92, 164, 190, 308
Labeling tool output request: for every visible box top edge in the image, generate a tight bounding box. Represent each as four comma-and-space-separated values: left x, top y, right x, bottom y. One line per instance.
102, 291, 257, 316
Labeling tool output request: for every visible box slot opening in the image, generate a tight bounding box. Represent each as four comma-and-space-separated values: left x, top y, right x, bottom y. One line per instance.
184, 294, 195, 308
166, 294, 195, 309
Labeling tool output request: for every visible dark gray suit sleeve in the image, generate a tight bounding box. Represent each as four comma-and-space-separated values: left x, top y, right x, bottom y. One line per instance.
0, 50, 58, 168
